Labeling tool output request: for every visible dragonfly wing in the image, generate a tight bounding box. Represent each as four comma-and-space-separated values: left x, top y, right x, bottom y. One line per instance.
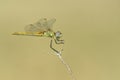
35, 18, 56, 30
24, 24, 42, 33
46, 18, 56, 28
24, 18, 56, 33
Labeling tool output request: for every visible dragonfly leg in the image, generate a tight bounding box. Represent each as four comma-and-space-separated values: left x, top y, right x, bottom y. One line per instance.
54, 38, 64, 44
50, 39, 60, 54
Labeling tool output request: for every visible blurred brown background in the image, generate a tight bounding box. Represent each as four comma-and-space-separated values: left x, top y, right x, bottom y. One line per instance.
0, 0, 120, 80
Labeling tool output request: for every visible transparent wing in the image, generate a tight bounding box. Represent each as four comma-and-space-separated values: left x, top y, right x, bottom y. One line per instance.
25, 18, 56, 33
25, 24, 42, 33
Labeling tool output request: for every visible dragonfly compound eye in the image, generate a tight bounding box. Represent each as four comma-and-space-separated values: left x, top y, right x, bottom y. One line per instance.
55, 31, 62, 38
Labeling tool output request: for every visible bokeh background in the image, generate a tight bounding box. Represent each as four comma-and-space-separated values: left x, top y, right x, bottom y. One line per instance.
0, 0, 120, 80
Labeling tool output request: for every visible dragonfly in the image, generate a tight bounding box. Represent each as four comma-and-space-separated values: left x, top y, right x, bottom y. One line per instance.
12, 18, 64, 54
13, 18, 76, 80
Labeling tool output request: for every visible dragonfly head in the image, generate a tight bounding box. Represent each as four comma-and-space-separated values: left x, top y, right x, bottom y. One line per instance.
55, 31, 63, 39
55, 31, 64, 44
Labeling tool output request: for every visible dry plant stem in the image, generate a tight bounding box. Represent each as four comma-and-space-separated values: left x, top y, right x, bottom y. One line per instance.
56, 51, 76, 80
50, 39, 76, 80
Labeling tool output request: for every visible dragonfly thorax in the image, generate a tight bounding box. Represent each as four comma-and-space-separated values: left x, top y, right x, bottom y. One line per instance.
43, 31, 54, 38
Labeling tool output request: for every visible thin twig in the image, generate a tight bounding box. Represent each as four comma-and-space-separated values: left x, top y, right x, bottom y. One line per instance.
55, 51, 76, 80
